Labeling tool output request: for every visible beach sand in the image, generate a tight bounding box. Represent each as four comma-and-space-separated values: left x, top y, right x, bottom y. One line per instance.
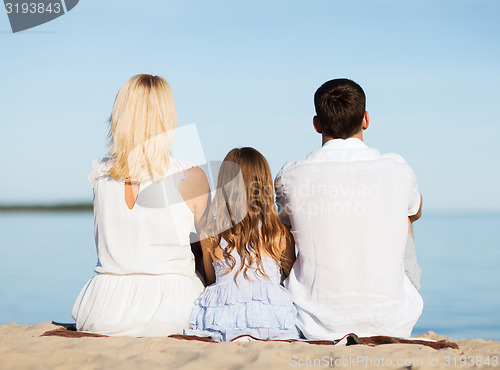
1, 322, 498, 369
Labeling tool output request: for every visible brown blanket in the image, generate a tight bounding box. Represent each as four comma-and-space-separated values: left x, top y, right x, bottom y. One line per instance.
41, 324, 458, 350
42, 327, 107, 338
169, 334, 458, 350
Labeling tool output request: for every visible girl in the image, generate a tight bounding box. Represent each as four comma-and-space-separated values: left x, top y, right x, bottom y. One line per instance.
72, 74, 209, 337
185, 147, 299, 341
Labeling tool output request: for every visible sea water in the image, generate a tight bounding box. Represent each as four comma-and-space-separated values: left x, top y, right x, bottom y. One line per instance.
0, 212, 498, 340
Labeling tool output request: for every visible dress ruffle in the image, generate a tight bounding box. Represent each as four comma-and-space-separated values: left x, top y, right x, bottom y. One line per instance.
190, 297, 297, 331
188, 278, 298, 339
197, 279, 294, 307
185, 242, 299, 341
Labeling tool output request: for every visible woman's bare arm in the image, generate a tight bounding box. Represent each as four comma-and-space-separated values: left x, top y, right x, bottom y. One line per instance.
178, 166, 211, 230
178, 166, 215, 283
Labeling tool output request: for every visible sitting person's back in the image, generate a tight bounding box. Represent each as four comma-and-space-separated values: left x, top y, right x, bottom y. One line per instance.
185, 148, 299, 341
87, 156, 199, 276
275, 79, 423, 339
72, 74, 209, 337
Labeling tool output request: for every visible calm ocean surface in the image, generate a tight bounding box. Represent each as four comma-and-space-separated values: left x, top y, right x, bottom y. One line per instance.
0, 212, 498, 340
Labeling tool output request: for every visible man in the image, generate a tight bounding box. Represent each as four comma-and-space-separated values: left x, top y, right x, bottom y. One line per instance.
275, 78, 423, 339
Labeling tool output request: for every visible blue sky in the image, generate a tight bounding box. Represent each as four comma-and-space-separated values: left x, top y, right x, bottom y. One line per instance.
0, 0, 499, 212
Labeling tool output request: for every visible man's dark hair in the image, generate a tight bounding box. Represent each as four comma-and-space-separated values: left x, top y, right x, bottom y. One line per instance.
314, 79, 366, 139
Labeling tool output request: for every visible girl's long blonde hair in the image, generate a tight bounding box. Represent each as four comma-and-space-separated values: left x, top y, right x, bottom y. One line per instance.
205, 147, 291, 280
106, 74, 177, 182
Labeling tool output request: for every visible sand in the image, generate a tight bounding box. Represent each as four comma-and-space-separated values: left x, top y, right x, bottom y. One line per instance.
0, 322, 499, 370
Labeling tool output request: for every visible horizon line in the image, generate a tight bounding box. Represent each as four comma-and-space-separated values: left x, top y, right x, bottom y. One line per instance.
0, 202, 499, 216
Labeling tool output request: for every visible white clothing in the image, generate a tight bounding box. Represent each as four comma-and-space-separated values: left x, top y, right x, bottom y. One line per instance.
405, 235, 422, 290
275, 138, 423, 339
72, 157, 204, 337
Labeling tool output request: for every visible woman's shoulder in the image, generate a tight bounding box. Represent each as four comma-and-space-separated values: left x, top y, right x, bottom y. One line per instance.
88, 157, 113, 188
92, 156, 113, 168
172, 157, 209, 190
170, 157, 196, 170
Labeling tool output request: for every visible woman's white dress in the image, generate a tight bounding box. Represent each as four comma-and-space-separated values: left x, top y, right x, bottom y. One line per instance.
72, 157, 204, 337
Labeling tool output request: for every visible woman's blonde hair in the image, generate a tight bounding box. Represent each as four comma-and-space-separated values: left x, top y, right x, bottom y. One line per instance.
205, 147, 291, 281
106, 74, 178, 182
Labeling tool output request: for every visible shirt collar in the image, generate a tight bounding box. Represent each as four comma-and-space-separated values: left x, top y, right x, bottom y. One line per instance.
322, 138, 368, 149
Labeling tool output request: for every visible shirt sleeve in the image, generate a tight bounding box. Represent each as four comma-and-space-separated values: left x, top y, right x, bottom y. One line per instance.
274, 170, 291, 227
408, 165, 421, 216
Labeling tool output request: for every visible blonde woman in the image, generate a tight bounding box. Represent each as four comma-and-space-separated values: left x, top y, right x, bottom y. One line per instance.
72, 74, 209, 337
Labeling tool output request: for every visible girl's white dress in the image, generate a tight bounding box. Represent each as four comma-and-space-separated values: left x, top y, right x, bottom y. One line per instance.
72, 157, 204, 337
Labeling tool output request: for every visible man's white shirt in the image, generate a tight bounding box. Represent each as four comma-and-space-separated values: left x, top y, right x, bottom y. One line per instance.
275, 138, 423, 339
